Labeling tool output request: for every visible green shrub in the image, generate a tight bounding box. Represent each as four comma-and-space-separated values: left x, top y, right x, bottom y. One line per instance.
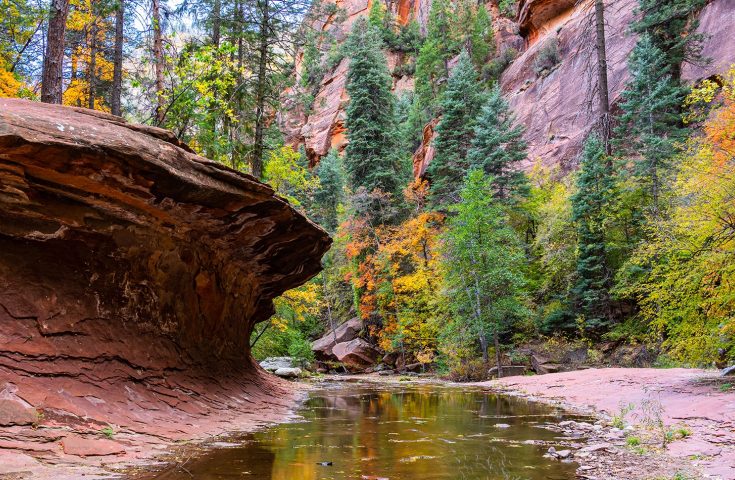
325, 42, 345, 71
653, 354, 685, 369
601, 317, 650, 343
484, 48, 517, 82
533, 38, 560, 76
287, 329, 316, 364
445, 359, 489, 382
393, 61, 416, 77
498, 0, 518, 17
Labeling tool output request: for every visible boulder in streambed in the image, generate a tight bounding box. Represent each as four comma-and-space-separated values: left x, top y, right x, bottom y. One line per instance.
273, 367, 302, 378
332, 338, 380, 370
489, 365, 527, 378
260, 357, 298, 372
722, 365, 735, 376
311, 317, 363, 359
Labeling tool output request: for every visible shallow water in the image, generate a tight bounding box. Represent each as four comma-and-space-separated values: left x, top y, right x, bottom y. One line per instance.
148, 382, 583, 479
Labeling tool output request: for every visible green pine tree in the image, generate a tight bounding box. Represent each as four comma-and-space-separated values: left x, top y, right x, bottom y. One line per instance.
415, 0, 458, 115
571, 134, 615, 332
344, 18, 401, 198
467, 85, 529, 203
441, 169, 528, 369
617, 34, 685, 212
428, 50, 483, 206
631, 0, 706, 79
313, 149, 344, 233
456, 0, 494, 69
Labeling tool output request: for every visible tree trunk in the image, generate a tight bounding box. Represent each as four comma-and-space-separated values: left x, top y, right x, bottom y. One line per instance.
593, 0, 612, 155
493, 326, 502, 378
152, 0, 165, 125
479, 331, 489, 364
70, 50, 80, 106
468, 282, 489, 364
88, 21, 97, 110
252, 0, 270, 179
322, 272, 337, 345
229, 0, 244, 169
111, 0, 124, 116
41, 0, 70, 104
212, 0, 221, 47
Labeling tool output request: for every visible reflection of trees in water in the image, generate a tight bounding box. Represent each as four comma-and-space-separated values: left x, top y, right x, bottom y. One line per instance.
145, 442, 276, 479
154, 386, 578, 480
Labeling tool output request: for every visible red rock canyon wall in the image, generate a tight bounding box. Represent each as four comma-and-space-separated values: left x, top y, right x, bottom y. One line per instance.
281, 0, 735, 174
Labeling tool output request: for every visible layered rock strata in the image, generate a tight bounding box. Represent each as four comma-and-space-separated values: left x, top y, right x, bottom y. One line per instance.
0, 99, 331, 471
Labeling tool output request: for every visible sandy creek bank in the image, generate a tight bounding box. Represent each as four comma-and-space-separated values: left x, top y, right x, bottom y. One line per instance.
476, 367, 735, 480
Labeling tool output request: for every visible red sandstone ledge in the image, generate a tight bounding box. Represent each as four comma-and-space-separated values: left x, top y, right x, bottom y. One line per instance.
0, 99, 330, 478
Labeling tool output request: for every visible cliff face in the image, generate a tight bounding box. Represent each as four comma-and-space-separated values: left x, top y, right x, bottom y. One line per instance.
0, 99, 330, 465
498, 0, 639, 172
279, 0, 431, 163
282, 0, 735, 173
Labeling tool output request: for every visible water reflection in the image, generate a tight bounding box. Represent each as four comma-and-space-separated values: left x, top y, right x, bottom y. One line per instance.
146, 383, 580, 479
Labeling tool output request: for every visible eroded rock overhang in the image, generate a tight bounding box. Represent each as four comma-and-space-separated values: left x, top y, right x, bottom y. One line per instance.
0, 98, 331, 453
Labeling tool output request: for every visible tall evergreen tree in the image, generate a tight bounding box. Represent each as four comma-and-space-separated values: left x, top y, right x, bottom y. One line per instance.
313, 149, 344, 233
571, 135, 615, 331
617, 34, 684, 212
456, 0, 494, 69
414, 0, 457, 115
428, 50, 483, 206
467, 85, 529, 203
441, 169, 527, 371
631, 0, 706, 79
344, 18, 400, 198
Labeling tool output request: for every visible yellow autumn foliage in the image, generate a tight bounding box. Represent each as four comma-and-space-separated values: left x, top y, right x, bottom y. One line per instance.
62, 0, 114, 111
0, 67, 23, 98
622, 66, 735, 364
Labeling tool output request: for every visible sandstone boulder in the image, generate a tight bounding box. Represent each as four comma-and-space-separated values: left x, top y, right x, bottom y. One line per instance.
332, 338, 380, 370
382, 352, 399, 366
531, 354, 561, 375
402, 362, 423, 373
311, 317, 363, 359
0, 99, 331, 461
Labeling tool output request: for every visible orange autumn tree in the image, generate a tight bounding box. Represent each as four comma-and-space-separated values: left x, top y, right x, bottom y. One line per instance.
376, 210, 446, 365
342, 182, 448, 365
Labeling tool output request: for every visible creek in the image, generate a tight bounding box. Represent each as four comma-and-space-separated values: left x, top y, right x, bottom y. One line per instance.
146, 381, 584, 479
